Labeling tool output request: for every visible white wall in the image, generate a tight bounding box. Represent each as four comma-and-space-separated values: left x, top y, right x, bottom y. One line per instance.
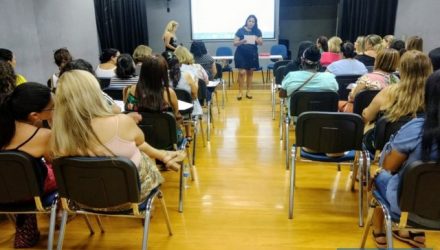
395, 0, 440, 53
0, 0, 100, 83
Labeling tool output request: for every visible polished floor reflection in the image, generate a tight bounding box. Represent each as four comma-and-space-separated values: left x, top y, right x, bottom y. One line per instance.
1, 85, 439, 249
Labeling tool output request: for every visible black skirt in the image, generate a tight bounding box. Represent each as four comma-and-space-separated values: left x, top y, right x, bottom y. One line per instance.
234, 45, 259, 70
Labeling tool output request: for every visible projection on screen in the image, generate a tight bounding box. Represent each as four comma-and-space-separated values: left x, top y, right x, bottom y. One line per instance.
190, 0, 275, 40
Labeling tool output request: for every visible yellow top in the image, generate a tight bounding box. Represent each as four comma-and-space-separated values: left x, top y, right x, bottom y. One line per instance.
16, 74, 27, 85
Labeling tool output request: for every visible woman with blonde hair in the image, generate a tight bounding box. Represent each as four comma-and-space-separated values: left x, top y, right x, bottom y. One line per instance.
355, 34, 383, 67
132, 45, 153, 75
163, 20, 179, 52
354, 36, 366, 55
382, 35, 395, 49
363, 50, 433, 124
320, 36, 342, 67
174, 45, 209, 85
52, 70, 185, 205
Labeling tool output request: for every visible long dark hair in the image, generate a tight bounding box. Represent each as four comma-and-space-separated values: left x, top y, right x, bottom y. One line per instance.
0, 61, 16, 104
0, 82, 51, 149
316, 36, 328, 52
422, 70, 440, 162
135, 55, 170, 111
244, 15, 259, 33
190, 40, 207, 58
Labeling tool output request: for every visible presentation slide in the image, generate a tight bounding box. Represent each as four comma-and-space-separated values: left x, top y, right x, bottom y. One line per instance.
190, 0, 275, 40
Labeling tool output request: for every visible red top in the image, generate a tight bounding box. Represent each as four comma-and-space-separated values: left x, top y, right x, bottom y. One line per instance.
320, 52, 341, 67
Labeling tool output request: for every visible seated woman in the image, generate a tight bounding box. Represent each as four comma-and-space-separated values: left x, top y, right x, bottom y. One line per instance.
95, 48, 119, 78
52, 70, 184, 208
174, 45, 209, 85
362, 50, 432, 155
371, 70, 440, 249
285, 40, 313, 73
339, 48, 400, 112
355, 34, 383, 67
47, 48, 72, 91
110, 54, 139, 88
319, 36, 342, 67
190, 41, 217, 80
132, 44, 153, 75
0, 83, 56, 248
0, 61, 16, 104
0, 48, 27, 85
326, 41, 368, 76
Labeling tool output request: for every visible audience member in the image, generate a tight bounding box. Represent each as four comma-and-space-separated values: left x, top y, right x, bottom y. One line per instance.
316, 36, 328, 53
370, 70, 440, 249
190, 40, 217, 80
320, 36, 342, 67
326, 41, 368, 76
52, 70, 185, 209
406, 35, 423, 52
428, 47, 440, 71
174, 46, 209, 85
163, 20, 179, 52
95, 48, 119, 78
0, 83, 56, 248
363, 50, 432, 124
0, 61, 16, 104
110, 54, 139, 88
132, 45, 152, 75
390, 39, 406, 57
355, 34, 383, 67
0, 48, 27, 85
382, 35, 395, 49
285, 40, 313, 73
48, 48, 72, 91
354, 36, 366, 55
339, 48, 400, 112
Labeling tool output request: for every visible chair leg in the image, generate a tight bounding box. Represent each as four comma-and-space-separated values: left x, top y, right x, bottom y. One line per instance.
56, 210, 69, 250
261, 70, 265, 84
285, 117, 290, 169
83, 215, 95, 235
178, 163, 184, 213
359, 152, 364, 227
47, 203, 57, 250
207, 100, 211, 142
385, 215, 393, 249
198, 117, 206, 147
141, 209, 151, 250
360, 203, 375, 247
351, 151, 359, 192
95, 215, 105, 233
289, 146, 297, 219
158, 191, 173, 236
214, 91, 220, 114
279, 99, 284, 140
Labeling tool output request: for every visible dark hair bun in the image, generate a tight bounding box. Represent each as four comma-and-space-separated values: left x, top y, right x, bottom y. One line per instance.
302, 45, 321, 64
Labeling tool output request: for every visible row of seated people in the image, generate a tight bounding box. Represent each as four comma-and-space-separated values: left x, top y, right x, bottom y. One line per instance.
0, 58, 188, 247
278, 41, 437, 248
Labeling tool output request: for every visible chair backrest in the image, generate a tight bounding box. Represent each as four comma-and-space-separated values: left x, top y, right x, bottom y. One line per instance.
214, 63, 223, 79
53, 156, 140, 208
352, 89, 380, 115
366, 66, 374, 73
275, 65, 287, 85
296, 112, 365, 152
289, 91, 339, 117
97, 77, 111, 89
373, 116, 412, 151
138, 112, 178, 150
103, 86, 123, 100
216, 47, 233, 65
0, 151, 43, 204
270, 44, 288, 62
335, 75, 362, 101
399, 161, 440, 227
273, 60, 290, 74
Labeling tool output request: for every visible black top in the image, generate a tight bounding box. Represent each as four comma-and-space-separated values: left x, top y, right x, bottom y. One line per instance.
166, 37, 178, 52
234, 27, 262, 69
355, 54, 375, 67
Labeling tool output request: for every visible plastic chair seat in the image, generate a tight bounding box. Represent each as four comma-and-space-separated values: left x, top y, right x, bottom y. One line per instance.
300, 149, 356, 162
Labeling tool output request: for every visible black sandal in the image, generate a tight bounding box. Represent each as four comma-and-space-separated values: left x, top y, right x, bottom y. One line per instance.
372, 231, 387, 249
392, 230, 426, 248
245, 94, 253, 99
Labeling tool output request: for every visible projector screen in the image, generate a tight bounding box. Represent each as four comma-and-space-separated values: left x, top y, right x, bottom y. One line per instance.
190, 0, 276, 40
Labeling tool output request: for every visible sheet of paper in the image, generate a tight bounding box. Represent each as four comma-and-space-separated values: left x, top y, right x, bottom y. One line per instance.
207, 80, 220, 88
178, 100, 193, 111
346, 83, 357, 90
244, 35, 256, 45
114, 100, 125, 112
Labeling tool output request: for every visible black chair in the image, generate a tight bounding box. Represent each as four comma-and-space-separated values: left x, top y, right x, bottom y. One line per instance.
53, 156, 173, 250
352, 89, 380, 116
138, 111, 192, 213
103, 86, 123, 100
289, 112, 369, 227
97, 77, 111, 89
371, 116, 412, 160
0, 151, 58, 250
197, 79, 207, 107
284, 91, 339, 169
360, 161, 440, 249
272, 65, 288, 120
266, 45, 288, 82
215, 62, 227, 107
335, 75, 362, 101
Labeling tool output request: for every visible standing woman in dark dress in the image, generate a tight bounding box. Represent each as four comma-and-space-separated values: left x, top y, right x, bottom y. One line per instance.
163, 20, 179, 52
233, 15, 263, 100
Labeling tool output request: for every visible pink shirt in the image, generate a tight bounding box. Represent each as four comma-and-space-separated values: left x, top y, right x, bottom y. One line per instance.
320, 52, 341, 67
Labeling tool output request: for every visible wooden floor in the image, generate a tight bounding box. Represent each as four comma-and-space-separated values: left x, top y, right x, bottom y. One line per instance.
1, 77, 439, 249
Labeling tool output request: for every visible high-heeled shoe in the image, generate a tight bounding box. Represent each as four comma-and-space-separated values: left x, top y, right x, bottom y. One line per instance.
245, 93, 253, 99
237, 94, 242, 100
